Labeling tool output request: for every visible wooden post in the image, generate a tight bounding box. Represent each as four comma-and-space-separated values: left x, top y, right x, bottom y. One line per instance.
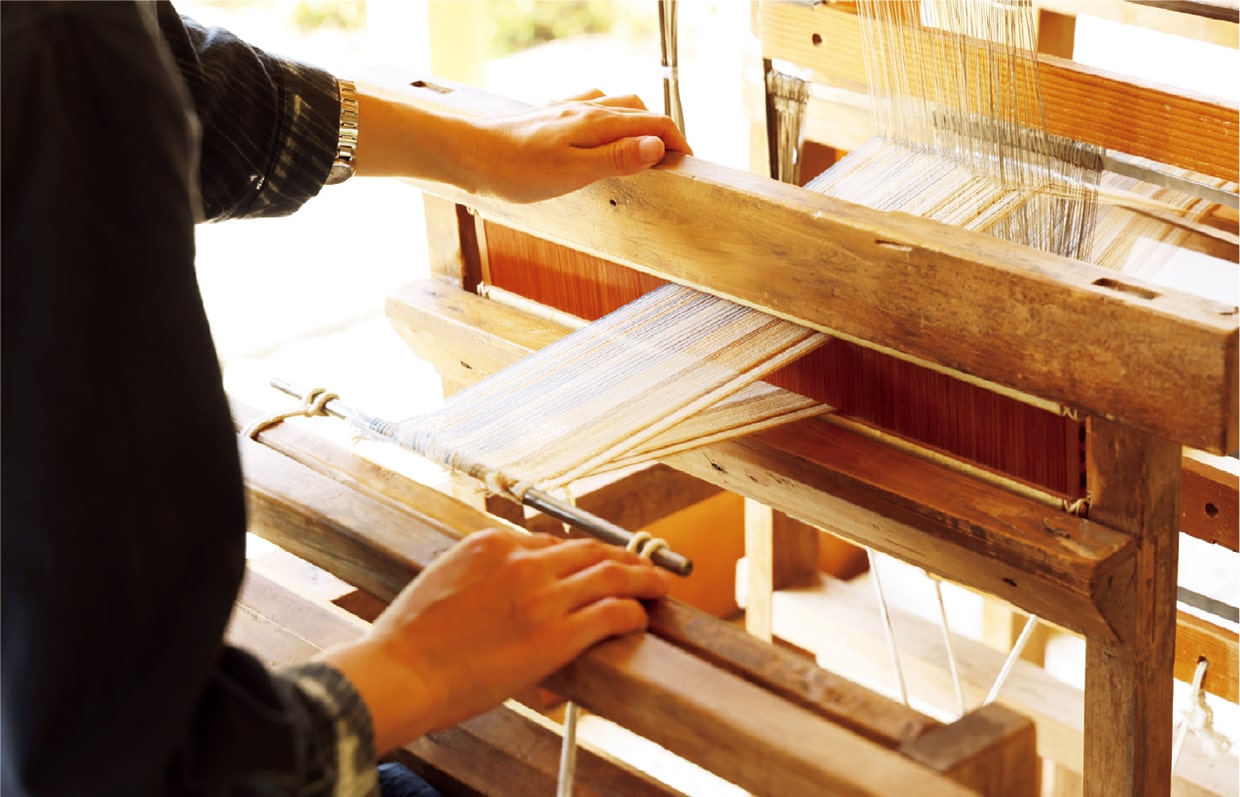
744, 498, 819, 641
1084, 417, 1181, 797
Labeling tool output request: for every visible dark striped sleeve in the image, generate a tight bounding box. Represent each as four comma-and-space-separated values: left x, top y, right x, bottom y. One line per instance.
156, 1, 339, 221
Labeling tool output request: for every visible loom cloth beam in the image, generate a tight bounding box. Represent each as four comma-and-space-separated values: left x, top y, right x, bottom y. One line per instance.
233, 403, 1038, 797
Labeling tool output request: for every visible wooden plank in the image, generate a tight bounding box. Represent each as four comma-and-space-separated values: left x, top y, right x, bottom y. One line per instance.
229, 569, 677, 797
235, 430, 998, 796
1183, 450, 1240, 551
230, 401, 940, 752
1084, 418, 1182, 797
898, 704, 1040, 797
758, 1, 1239, 183
523, 464, 724, 538
1175, 609, 1240, 703
389, 144, 1237, 454
759, 572, 1237, 796
744, 498, 821, 641
1034, 0, 1239, 46
386, 279, 1139, 640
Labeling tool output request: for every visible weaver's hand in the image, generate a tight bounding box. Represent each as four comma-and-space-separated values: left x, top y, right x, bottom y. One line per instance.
355, 86, 691, 203
467, 90, 693, 202
321, 527, 671, 754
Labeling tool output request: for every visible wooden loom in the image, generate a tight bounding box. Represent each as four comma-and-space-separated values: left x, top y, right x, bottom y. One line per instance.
230, 3, 1237, 795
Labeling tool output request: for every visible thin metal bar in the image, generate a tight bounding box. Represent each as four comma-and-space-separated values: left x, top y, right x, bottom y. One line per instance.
268, 379, 694, 576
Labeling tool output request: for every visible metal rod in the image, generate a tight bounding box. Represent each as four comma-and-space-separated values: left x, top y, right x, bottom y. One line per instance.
268, 379, 694, 576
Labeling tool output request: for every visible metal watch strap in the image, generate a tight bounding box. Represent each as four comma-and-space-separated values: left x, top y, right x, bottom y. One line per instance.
326, 78, 358, 185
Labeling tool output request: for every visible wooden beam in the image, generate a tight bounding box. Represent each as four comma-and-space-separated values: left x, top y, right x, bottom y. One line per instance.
228, 569, 677, 797
760, 572, 1236, 795
757, 1, 1239, 183
235, 426, 1022, 796
384, 112, 1237, 455
1084, 418, 1182, 797
387, 279, 1138, 640
230, 401, 939, 752
1175, 609, 1240, 703
1182, 450, 1240, 551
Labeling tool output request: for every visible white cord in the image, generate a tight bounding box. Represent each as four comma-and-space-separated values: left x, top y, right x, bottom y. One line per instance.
929, 574, 966, 716
556, 701, 581, 797
984, 613, 1038, 705
868, 550, 909, 706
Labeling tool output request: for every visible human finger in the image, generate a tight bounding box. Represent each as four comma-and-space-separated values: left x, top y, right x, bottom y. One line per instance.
587, 93, 649, 112
565, 596, 652, 645
557, 558, 672, 613
558, 88, 607, 103
522, 536, 639, 577
575, 112, 692, 157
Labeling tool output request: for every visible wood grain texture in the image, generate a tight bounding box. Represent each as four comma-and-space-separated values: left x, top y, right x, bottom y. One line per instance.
387, 279, 1137, 640
229, 569, 677, 797
758, 0, 1239, 182
400, 162, 1236, 455
1182, 451, 1240, 551
898, 704, 1040, 797
231, 400, 941, 752
1084, 418, 1182, 797
379, 71, 1238, 452
480, 221, 1084, 497
1174, 609, 1240, 703
234, 422, 1019, 796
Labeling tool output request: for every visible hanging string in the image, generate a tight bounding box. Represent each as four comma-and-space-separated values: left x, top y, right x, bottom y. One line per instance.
1172, 657, 1233, 774
928, 573, 967, 717
555, 530, 669, 796
984, 612, 1039, 705
658, 0, 684, 136
556, 701, 581, 797
867, 550, 910, 706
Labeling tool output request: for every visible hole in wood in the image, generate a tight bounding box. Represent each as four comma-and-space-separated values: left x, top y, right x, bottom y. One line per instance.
609, 198, 618, 207
1205, 502, 1220, 518
410, 79, 452, 94
1002, 577, 1018, 588
812, 33, 823, 46
1091, 277, 1160, 301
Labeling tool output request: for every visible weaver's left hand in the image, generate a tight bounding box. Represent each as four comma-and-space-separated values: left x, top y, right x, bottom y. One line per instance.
354, 85, 691, 203
468, 90, 693, 202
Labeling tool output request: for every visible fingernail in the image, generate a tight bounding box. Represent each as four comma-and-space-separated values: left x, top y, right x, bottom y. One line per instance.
638, 136, 664, 164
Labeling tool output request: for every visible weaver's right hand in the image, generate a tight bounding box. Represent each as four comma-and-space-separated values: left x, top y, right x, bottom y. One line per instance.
321, 526, 671, 754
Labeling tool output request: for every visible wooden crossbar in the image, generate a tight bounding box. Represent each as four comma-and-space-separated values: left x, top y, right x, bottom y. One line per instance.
757, 0, 1240, 183
231, 401, 1038, 797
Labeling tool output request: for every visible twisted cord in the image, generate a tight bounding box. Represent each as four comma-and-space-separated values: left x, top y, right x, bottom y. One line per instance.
241, 387, 338, 439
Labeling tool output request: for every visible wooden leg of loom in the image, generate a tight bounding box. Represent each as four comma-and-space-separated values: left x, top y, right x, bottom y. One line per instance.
1084, 418, 1181, 797
743, 498, 819, 642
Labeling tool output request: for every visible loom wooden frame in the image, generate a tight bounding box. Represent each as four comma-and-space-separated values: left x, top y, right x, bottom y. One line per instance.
380, 63, 1236, 796
232, 401, 1039, 796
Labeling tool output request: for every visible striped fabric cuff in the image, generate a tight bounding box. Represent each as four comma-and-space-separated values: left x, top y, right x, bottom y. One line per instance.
283, 661, 380, 797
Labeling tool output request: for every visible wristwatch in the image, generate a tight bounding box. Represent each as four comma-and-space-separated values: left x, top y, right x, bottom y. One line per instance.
326, 78, 359, 185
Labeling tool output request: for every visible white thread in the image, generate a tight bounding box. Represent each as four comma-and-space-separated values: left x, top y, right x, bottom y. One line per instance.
928, 574, 966, 717
868, 550, 909, 706
984, 613, 1039, 706
1172, 658, 1233, 773
626, 531, 669, 560
556, 701, 581, 797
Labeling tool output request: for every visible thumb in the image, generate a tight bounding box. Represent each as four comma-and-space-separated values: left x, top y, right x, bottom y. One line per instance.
605, 135, 666, 175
